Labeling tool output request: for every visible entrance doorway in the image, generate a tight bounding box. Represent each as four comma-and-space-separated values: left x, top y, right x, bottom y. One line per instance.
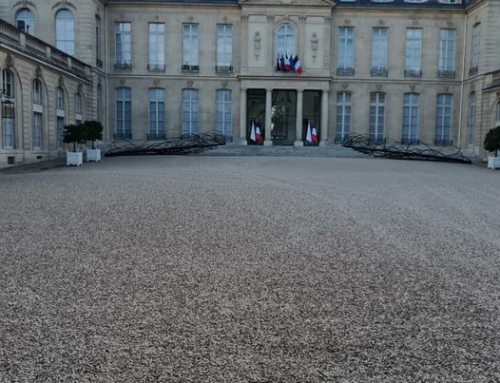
271, 90, 296, 145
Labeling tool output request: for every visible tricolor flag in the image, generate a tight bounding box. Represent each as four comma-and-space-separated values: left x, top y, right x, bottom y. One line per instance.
306, 121, 318, 144
284, 55, 292, 72
255, 122, 263, 141
293, 55, 302, 75
250, 121, 256, 141
276, 56, 281, 72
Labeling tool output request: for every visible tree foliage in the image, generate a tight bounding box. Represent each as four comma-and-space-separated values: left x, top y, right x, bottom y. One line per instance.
63, 124, 86, 152
483, 126, 500, 157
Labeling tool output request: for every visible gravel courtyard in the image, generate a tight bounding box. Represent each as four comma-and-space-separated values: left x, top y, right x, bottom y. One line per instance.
1, 156, 499, 382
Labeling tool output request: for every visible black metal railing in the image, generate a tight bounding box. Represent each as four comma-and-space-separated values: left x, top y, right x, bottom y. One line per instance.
114, 62, 132, 70
147, 133, 166, 141
114, 132, 132, 140
370, 67, 388, 77
404, 69, 422, 77
96, 58, 103, 68
434, 138, 453, 146
147, 63, 166, 71
469, 66, 478, 76
438, 70, 456, 78
215, 65, 233, 72
182, 64, 199, 71
337, 67, 355, 76
401, 138, 420, 145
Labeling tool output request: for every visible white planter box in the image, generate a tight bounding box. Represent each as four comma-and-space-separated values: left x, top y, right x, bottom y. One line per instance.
66, 151, 83, 166
487, 156, 500, 169
86, 148, 101, 162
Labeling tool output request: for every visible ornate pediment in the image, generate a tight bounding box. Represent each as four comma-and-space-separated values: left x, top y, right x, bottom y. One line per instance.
239, 0, 334, 6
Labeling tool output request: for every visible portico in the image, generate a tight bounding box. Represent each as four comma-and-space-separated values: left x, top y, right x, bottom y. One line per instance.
239, 78, 331, 147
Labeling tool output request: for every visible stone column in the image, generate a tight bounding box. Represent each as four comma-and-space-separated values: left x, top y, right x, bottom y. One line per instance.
319, 90, 329, 146
264, 88, 273, 146
294, 89, 304, 146
239, 87, 247, 145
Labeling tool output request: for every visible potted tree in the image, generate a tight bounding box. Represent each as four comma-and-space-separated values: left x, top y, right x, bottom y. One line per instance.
483, 126, 500, 169
83, 120, 103, 162
63, 124, 85, 166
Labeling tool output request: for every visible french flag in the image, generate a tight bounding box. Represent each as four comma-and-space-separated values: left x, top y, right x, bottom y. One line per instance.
293, 55, 302, 75
250, 121, 256, 141
284, 55, 292, 71
306, 121, 318, 144
255, 122, 263, 141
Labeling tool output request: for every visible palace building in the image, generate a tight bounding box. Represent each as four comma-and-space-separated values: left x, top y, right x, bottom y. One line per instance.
1, 0, 499, 167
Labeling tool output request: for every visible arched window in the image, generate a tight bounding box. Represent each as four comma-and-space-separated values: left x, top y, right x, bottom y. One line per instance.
56, 87, 65, 149
496, 101, 500, 126
2, 70, 15, 149
33, 79, 42, 104
16, 8, 35, 34
369, 92, 385, 143
467, 92, 476, 145
75, 92, 82, 124
56, 9, 75, 55
276, 24, 296, 59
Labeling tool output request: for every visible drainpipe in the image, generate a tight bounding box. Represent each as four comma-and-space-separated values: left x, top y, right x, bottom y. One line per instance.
458, 12, 468, 148
104, 3, 109, 143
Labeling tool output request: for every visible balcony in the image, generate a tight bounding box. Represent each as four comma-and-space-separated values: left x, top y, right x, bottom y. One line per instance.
216, 64, 233, 73
147, 133, 166, 141
147, 63, 166, 72
337, 67, 355, 76
437, 70, 456, 78
96, 58, 103, 69
434, 138, 453, 146
370, 67, 388, 77
492, 69, 500, 86
469, 66, 478, 76
182, 64, 199, 72
404, 69, 422, 78
114, 132, 132, 140
114, 62, 132, 71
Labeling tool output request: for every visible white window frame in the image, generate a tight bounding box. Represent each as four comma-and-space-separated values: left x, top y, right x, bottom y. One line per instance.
439, 29, 456, 75
405, 28, 422, 75
216, 89, 232, 138
369, 92, 385, 142
467, 92, 476, 145
75, 92, 82, 123
335, 92, 351, 143
402, 93, 420, 144
33, 79, 42, 105
471, 23, 481, 71
435, 94, 453, 145
116, 87, 132, 138
148, 23, 165, 70
115, 22, 132, 67
337, 27, 354, 74
56, 116, 64, 149
216, 24, 233, 71
148, 88, 165, 139
2, 69, 14, 98
55, 9, 74, 56
276, 24, 296, 58
16, 8, 35, 35
182, 24, 199, 70
33, 112, 42, 149
182, 89, 199, 135
371, 27, 388, 75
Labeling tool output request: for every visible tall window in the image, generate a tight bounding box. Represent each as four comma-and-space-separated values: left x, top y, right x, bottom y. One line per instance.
435, 94, 453, 146
115, 22, 132, 68
276, 24, 296, 58
438, 29, 456, 76
33, 113, 42, 149
55, 9, 74, 55
33, 79, 42, 105
335, 92, 351, 143
405, 28, 422, 76
182, 24, 199, 70
2, 70, 14, 149
216, 90, 232, 139
471, 23, 481, 73
16, 8, 35, 34
337, 27, 354, 75
97, 84, 102, 122
148, 88, 165, 139
75, 93, 82, 124
467, 92, 476, 146
371, 27, 388, 76
369, 92, 385, 143
216, 25, 233, 71
148, 23, 165, 70
496, 102, 500, 125
402, 93, 420, 144
32, 79, 43, 150
56, 87, 65, 149
182, 89, 199, 135
115, 88, 132, 139
96, 16, 102, 66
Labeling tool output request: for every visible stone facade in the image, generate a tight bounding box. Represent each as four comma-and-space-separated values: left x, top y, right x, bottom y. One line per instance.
1, 0, 500, 167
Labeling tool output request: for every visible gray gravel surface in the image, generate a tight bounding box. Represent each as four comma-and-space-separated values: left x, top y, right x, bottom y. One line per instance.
1, 156, 499, 383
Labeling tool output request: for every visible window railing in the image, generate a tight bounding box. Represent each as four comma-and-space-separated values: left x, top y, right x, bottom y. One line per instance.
96, 58, 103, 68
434, 138, 453, 146
370, 67, 388, 77
147, 133, 166, 140
147, 63, 166, 71
401, 138, 420, 145
216, 64, 233, 72
438, 70, 456, 78
114, 132, 132, 140
114, 62, 132, 70
367, 137, 386, 145
337, 67, 355, 76
492, 69, 500, 85
469, 66, 478, 76
404, 69, 422, 77
182, 64, 199, 71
